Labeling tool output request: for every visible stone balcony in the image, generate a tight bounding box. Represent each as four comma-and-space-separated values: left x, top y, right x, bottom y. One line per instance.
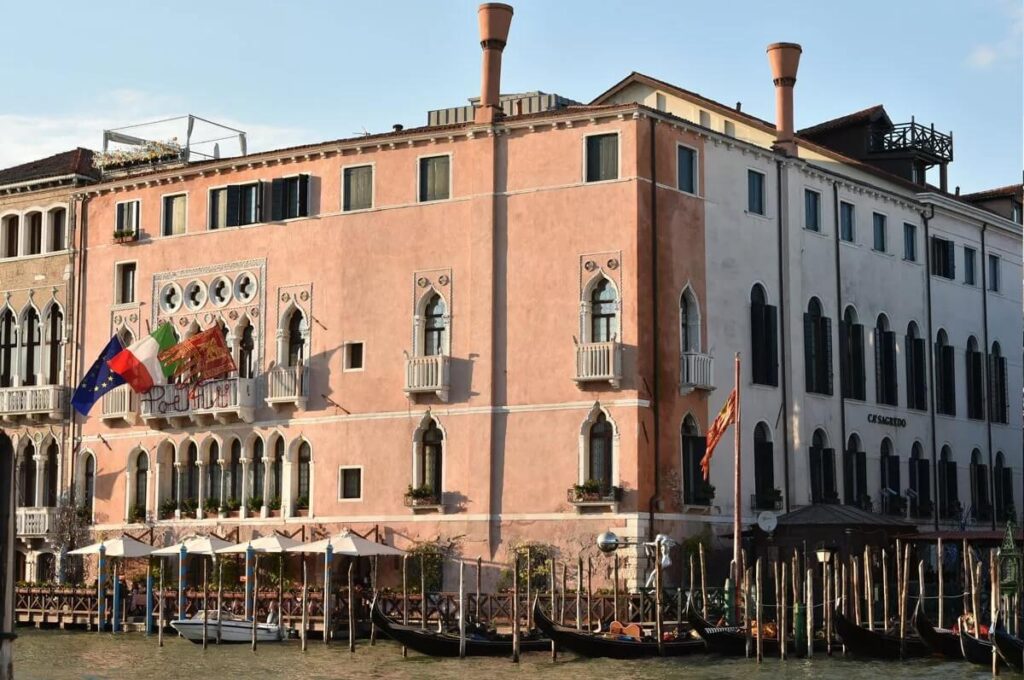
680, 352, 714, 394
0, 385, 68, 422
16, 507, 57, 536
404, 354, 450, 401
141, 377, 256, 428
265, 365, 308, 410
574, 341, 621, 388
100, 384, 138, 425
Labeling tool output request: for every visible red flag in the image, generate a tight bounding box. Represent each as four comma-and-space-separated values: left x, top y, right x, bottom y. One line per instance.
700, 389, 737, 481
157, 326, 236, 391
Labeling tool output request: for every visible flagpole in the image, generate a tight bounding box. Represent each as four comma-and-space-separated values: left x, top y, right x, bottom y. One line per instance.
733, 352, 741, 624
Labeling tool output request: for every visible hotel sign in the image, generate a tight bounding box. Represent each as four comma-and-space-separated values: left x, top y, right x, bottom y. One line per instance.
867, 413, 907, 428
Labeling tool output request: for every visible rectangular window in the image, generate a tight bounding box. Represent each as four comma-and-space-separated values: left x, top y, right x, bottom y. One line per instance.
343, 165, 373, 211
344, 342, 364, 371
49, 209, 66, 251
419, 155, 451, 201
840, 202, 855, 242
699, 110, 711, 127
872, 213, 886, 252
116, 262, 136, 304
339, 467, 362, 500
903, 223, 917, 261
585, 134, 618, 183
162, 194, 186, 236
964, 247, 976, 285
987, 254, 1000, 292
723, 120, 736, 137
747, 169, 765, 215
677, 146, 696, 194
210, 182, 262, 229
930, 237, 956, 279
115, 200, 140, 236
270, 175, 310, 220
804, 189, 821, 232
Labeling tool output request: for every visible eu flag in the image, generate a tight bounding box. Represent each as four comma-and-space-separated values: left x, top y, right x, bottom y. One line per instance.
71, 336, 127, 416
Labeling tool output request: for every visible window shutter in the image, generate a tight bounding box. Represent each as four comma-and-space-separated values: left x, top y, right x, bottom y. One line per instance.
914, 338, 927, 409
998, 356, 1008, 423
751, 302, 765, 384
297, 174, 310, 217
270, 179, 285, 221
947, 243, 955, 278
843, 449, 854, 504
765, 305, 778, 386
873, 327, 883, 403
809, 447, 822, 503
934, 341, 944, 412
255, 181, 265, 222
116, 203, 125, 231
919, 459, 931, 508
852, 324, 866, 400
905, 335, 915, 408
856, 451, 867, 501
823, 449, 836, 499
883, 332, 897, 405
823, 317, 834, 396
804, 313, 815, 392
839, 320, 850, 397
226, 185, 241, 228
944, 346, 956, 415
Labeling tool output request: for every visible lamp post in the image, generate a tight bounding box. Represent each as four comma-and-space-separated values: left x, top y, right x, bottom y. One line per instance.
815, 544, 837, 656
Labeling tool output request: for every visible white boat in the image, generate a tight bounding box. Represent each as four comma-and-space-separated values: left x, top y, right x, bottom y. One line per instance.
170, 610, 285, 644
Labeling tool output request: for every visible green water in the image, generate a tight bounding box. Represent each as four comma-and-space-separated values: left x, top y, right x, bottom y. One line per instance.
11, 628, 1000, 679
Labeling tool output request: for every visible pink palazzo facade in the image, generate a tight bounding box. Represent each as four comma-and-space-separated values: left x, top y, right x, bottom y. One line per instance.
74, 91, 710, 583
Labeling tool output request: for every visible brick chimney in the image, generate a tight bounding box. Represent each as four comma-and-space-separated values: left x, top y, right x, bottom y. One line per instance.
475, 3, 514, 124
766, 42, 802, 156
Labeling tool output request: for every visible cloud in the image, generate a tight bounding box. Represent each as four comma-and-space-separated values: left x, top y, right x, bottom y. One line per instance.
967, 44, 998, 68
0, 89, 313, 170
966, 0, 1024, 69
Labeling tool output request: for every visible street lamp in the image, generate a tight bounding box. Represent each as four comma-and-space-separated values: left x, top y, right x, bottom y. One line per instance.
596, 531, 621, 554
815, 544, 836, 565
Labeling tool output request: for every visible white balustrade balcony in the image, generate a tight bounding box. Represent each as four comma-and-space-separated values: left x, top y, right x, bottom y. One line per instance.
100, 384, 138, 425
574, 342, 621, 388
16, 506, 57, 536
404, 354, 450, 401
680, 352, 714, 393
140, 377, 257, 427
265, 365, 308, 410
0, 384, 68, 422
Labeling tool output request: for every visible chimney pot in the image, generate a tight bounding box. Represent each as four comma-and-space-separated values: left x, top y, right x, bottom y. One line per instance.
735, 101, 742, 112
766, 42, 802, 156
393, 124, 404, 132
475, 3, 514, 124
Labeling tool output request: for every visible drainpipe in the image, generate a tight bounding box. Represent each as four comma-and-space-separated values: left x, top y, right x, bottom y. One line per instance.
69, 193, 90, 513
646, 115, 661, 541
832, 182, 847, 503
979, 223, 996, 531
776, 160, 791, 512
920, 205, 940, 532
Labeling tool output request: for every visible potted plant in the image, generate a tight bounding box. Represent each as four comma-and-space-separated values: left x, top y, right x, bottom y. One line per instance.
128, 505, 146, 524
246, 496, 262, 514
858, 494, 873, 512
180, 498, 197, 519
113, 229, 137, 243
268, 496, 282, 515
295, 495, 309, 513
404, 485, 438, 507
570, 479, 604, 502
225, 497, 241, 514
697, 481, 716, 505
159, 498, 177, 520
203, 497, 219, 516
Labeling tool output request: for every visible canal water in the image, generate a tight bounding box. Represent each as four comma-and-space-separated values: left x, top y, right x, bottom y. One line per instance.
12, 628, 1000, 679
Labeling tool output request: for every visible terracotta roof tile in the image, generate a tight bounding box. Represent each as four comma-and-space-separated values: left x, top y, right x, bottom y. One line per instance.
0, 148, 99, 187
797, 105, 890, 137
959, 183, 1023, 202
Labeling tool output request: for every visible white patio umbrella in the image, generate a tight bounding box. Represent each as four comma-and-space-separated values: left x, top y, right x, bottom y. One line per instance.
215, 533, 305, 555
152, 535, 234, 556
151, 535, 234, 644
69, 535, 154, 558
286, 529, 406, 557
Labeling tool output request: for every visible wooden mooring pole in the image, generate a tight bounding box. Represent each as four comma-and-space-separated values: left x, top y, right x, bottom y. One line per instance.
755, 558, 763, 663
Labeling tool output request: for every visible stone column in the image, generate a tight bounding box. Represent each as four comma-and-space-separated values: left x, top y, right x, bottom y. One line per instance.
240, 459, 250, 519
196, 460, 206, 520
32, 452, 44, 508
174, 462, 184, 519
261, 456, 270, 518
218, 460, 227, 517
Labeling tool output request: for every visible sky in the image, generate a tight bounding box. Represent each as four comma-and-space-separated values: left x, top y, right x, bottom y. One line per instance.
0, 0, 1020, 192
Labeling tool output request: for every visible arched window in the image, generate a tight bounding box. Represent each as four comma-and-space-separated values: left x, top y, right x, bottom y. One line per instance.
297, 442, 311, 508
44, 441, 57, 507
843, 434, 868, 509
238, 321, 255, 378
909, 442, 931, 520
83, 454, 95, 515
252, 438, 265, 503
271, 437, 284, 501
48, 208, 66, 252
874, 314, 897, 406
25, 212, 42, 255
995, 452, 1015, 522
587, 413, 613, 492
805, 298, 833, 395
750, 284, 778, 386
206, 441, 221, 507
989, 342, 1008, 424
965, 336, 985, 420
934, 330, 955, 415
0, 307, 15, 387
228, 439, 242, 502
19, 442, 36, 507
286, 309, 306, 367
590, 278, 617, 343
938, 445, 959, 519
134, 451, 149, 517
680, 288, 700, 353
809, 429, 836, 503
839, 306, 865, 400
184, 442, 198, 503
970, 448, 991, 521
416, 419, 443, 497
423, 294, 447, 356
880, 438, 901, 516
2, 214, 19, 257
905, 322, 926, 410
753, 423, 776, 509
21, 306, 40, 386
45, 305, 63, 385
681, 415, 708, 505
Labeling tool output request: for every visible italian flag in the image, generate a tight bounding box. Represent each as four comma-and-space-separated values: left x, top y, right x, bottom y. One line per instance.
106, 323, 179, 392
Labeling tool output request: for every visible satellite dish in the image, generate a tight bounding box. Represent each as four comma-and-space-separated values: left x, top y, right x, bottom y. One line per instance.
757, 511, 778, 534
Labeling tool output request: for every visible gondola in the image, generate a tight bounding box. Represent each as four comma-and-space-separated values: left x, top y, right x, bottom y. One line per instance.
913, 609, 962, 659
532, 600, 706, 659
686, 608, 831, 656
992, 618, 1024, 672
832, 608, 931, 660
959, 624, 998, 668
370, 599, 549, 657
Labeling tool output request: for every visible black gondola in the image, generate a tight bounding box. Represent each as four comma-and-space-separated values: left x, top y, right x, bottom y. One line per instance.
687, 608, 831, 656
370, 599, 549, 657
992, 618, 1024, 672
913, 609, 962, 660
833, 608, 931, 660
532, 600, 706, 658
959, 624, 998, 668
